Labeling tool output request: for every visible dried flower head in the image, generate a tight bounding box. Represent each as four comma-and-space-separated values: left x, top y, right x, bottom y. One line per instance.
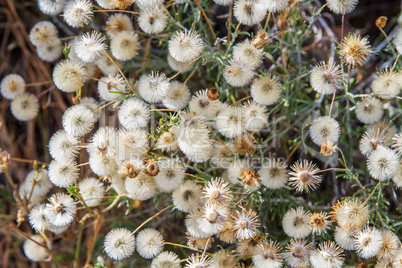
327, 0, 358, 14
232, 209, 259, 240
223, 58, 255, 87
10, 92, 40, 121
289, 160, 322, 193
284, 239, 311, 268
110, 30, 140, 61
233, 39, 264, 69
372, 70, 402, 99
310, 242, 344, 268
29, 21, 58, 47
0, 74, 25, 100
203, 177, 232, 206
359, 129, 389, 156
172, 180, 203, 212
376, 16, 387, 29
74, 31, 107, 63
185, 253, 212, 268
252, 240, 282, 268
106, 13, 133, 38
355, 227, 384, 259
310, 61, 342, 95
138, 72, 170, 103
309, 212, 331, 235
63, 0, 93, 28
138, 7, 168, 34
104, 228, 135, 260
260, 158, 288, 189
151, 251, 180, 268
320, 141, 336, 156
207, 87, 220, 101
250, 75, 282, 105
338, 34, 373, 67
331, 199, 369, 231
252, 30, 270, 49
168, 29, 203, 63
162, 81, 191, 110
233, 0, 268, 26
53, 59, 86, 93
45, 193, 76, 227
239, 170, 261, 191
377, 230, 400, 260
136, 228, 164, 259
310, 116, 341, 145
367, 146, 400, 181
198, 204, 229, 235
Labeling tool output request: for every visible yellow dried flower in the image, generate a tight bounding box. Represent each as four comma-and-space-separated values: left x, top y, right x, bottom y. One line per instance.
375, 16, 387, 29
338, 34, 373, 67
320, 141, 336, 156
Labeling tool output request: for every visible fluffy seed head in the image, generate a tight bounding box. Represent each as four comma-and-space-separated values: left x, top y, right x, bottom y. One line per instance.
260, 158, 288, 189
216, 106, 245, 138
118, 98, 150, 130
284, 239, 311, 268
154, 159, 185, 192
138, 72, 170, 103
223, 58, 255, 87
331, 199, 369, 231
242, 100, 268, 132
168, 29, 204, 63
232, 209, 259, 240
74, 31, 107, 63
309, 212, 331, 235
289, 160, 322, 193
310, 242, 344, 268
282, 207, 311, 239
36, 40, 63, 62
372, 70, 402, 99
310, 61, 342, 95
38, 0, 67, 15
45, 193, 76, 227
10, 93, 40, 121
63, 0, 93, 28
106, 13, 133, 38
49, 130, 80, 162
233, 39, 263, 69
48, 160, 79, 188
327, 0, 358, 14
377, 230, 400, 260
0, 74, 25, 100
136, 228, 164, 259
53, 59, 86, 93
355, 227, 384, 259
252, 240, 282, 268
23, 235, 51, 262
185, 253, 212, 268
233, 0, 268, 26
29, 21, 58, 47
172, 180, 203, 212
104, 228, 135, 260
79, 177, 105, 206
151, 251, 180, 268
29, 204, 50, 232
338, 34, 373, 67
250, 75, 282, 105
98, 74, 126, 101
367, 146, 400, 181
203, 177, 232, 206
62, 104, 96, 137
125, 173, 157, 201
138, 7, 168, 34
110, 30, 140, 61
264, 0, 289, 12
359, 129, 389, 156
162, 81, 191, 110
334, 226, 357, 250
310, 116, 340, 145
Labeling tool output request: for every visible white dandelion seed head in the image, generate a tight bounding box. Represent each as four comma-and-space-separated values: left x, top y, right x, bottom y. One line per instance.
117, 128, 149, 160
367, 146, 400, 181
136, 228, 164, 259
0, 74, 25, 100
227, 159, 251, 184
104, 228, 135, 260
36, 40, 63, 62
63, 0, 93, 28
98, 74, 126, 101
151, 251, 181, 268
62, 104, 95, 137
168, 29, 204, 63
263, 0, 289, 12
233, 39, 263, 69
79, 177, 105, 207
53, 59, 86, 93
38, 0, 67, 15
185, 209, 210, 239
372, 70, 402, 99
172, 180, 203, 212
232, 209, 259, 241
355, 97, 384, 124
23, 235, 51, 262
49, 130, 80, 162
327, 0, 358, 14
223, 58, 255, 87
74, 31, 107, 63
282, 207, 311, 239
251, 75, 282, 106
310, 242, 344, 268
138, 7, 168, 34
252, 240, 283, 268
106, 13, 133, 38
118, 97, 150, 130
125, 173, 157, 201
138, 72, 170, 103
334, 226, 357, 250
162, 81, 191, 110
110, 30, 140, 61
310, 61, 342, 95
359, 129, 389, 156
260, 158, 288, 189
167, 53, 195, 73
309, 116, 340, 145
29, 21, 58, 47
87, 126, 118, 157
89, 152, 118, 176
185, 253, 212, 268
284, 239, 311, 268
80, 97, 99, 119
10, 93, 40, 122
154, 159, 185, 192
198, 204, 229, 235
216, 106, 245, 138
234, 0, 268, 26
29, 204, 51, 232
242, 100, 268, 132
355, 227, 384, 259
48, 160, 79, 188
45, 193, 76, 227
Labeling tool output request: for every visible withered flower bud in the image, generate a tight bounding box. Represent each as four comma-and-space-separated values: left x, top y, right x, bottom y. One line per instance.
207, 87, 220, 101
252, 30, 270, 49
146, 162, 160, 176
375, 16, 387, 29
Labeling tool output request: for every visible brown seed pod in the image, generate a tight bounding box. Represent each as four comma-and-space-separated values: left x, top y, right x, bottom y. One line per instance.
207, 87, 220, 100
146, 162, 160, 176
375, 16, 387, 29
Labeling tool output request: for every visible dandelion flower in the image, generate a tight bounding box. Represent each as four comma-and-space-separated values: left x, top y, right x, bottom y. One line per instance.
151, 251, 180, 268
327, 0, 358, 14
104, 228, 135, 260
242, 100, 268, 131
310, 116, 340, 145
252, 240, 282, 268
355, 227, 384, 259
282, 207, 311, 239
45, 193, 76, 227
185, 253, 212, 268
125, 173, 157, 201
38, 0, 67, 15
23, 235, 51, 262
216, 106, 245, 138
232, 209, 259, 240
367, 146, 400, 181
154, 159, 185, 192
264, 0, 289, 12
138, 72, 170, 103
138, 7, 168, 34
310, 242, 344, 268
36, 40, 63, 62
234, 0, 268, 26
106, 13, 133, 38
289, 160, 322, 193
29, 204, 50, 232
79, 177, 105, 206
250, 75, 282, 105
260, 158, 288, 189
198, 204, 229, 235
334, 226, 357, 250
29, 21, 58, 47
359, 129, 389, 156
167, 53, 195, 72
168, 29, 204, 63
98, 74, 126, 101
377, 230, 400, 260
110, 30, 140, 61
338, 33, 373, 67
63, 0, 93, 28
53, 59, 86, 93
284, 239, 311, 268
331, 199, 369, 231
0, 74, 25, 99
10, 93, 39, 121
309, 212, 331, 235
172, 180, 203, 212
223, 58, 255, 87
203, 177, 232, 206
136, 228, 164, 259
233, 39, 263, 69
118, 98, 150, 130
310, 61, 342, 95
49, 130, 80, 162
74, 31, 107, 63
372, 70, 402, 99
162, 81, 191, 110
62, 104, 95, 137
